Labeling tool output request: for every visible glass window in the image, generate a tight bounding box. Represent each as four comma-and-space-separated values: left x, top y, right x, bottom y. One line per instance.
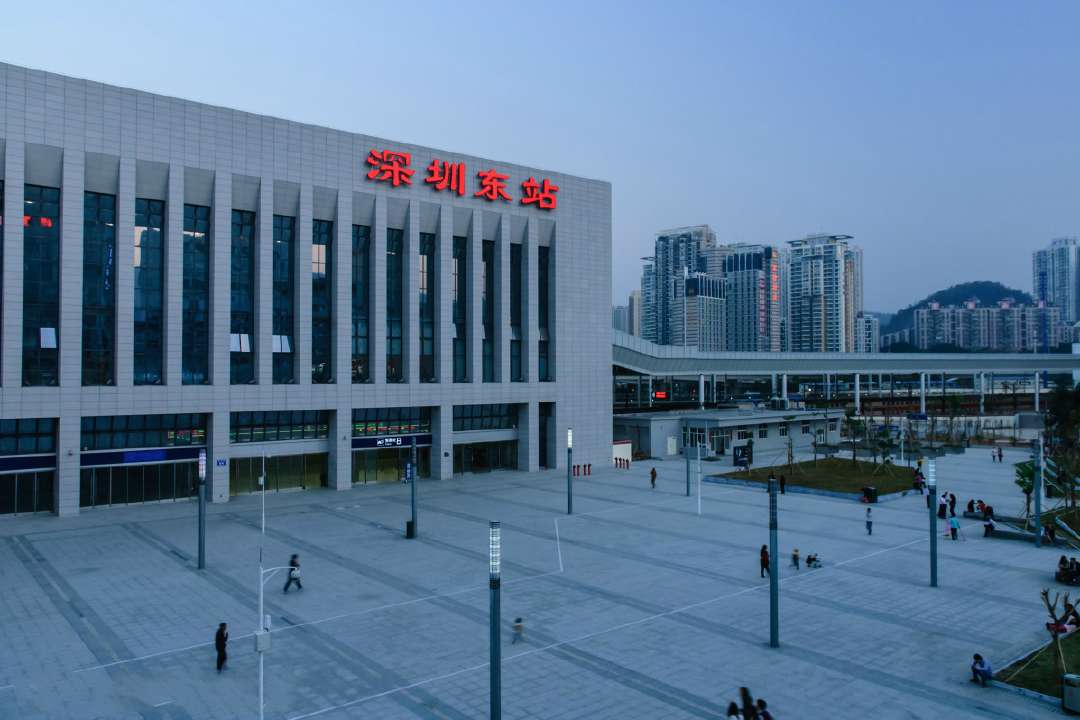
182, 204, 211, 384
312, 219, 333, 383
352, 407, 432, 436
273, 215, 295, 384
510, 243, 523, 382
737, 427, 752, 440
80, 414, 206, 451
352, 225, 371, 383
802, 422, 811, 435
779, 425, 788, 437
419, 233, 436, 382
452, 404, 515, 432
231, 210, 256, 384
482, 240, 495, 382
23, 185, 61, 386
538, 245, 552, 382
134, 199, 165, 385
452, 236, 468, 382
82, 191, 117, 386
0, 417, 56, 456
231, 411, 330, 443
758, 427, 768, 439
386, 228, 404, 382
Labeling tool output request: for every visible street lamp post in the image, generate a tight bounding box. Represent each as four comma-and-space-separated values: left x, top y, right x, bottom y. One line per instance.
489, 522, 502, 720
566, 429, 573, 515
1035, 435, 1043, 548
768, 477, 779, 647
197, 449, 207, 570
928, 461, 938, 588
409, 436, 418, 538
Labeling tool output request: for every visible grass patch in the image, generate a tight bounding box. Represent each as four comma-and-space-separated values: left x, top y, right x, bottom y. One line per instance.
998, 630, 1080, 698
719, 457, 916, 495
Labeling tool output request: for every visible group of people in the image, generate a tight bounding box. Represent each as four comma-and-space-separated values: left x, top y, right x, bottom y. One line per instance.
990, 447, 1005, 463
726, 687, 774, 718
760, 545, 820, 576
214, 554, 304, 673
1056, 556, 1080, 585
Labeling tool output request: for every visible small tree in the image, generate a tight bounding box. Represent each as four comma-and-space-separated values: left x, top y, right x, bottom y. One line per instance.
1016, 460, 1034, 517
1041, 589, 1072, 680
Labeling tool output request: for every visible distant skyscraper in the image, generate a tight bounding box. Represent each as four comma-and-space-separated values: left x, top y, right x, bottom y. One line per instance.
786, 234, 860, 352
640, 258, 657, 342
671, 272, 725, 351
853, 313, 879, 353
915, 298, 1065, 352
1033, 237, 1080, 323
612, 305, 629, 333
648, 225, 718, 345
627, 290, 642, 336
722, 244, 782, 351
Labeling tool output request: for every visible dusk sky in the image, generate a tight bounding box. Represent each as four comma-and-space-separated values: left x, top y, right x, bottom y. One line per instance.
2, 1, 1077, 312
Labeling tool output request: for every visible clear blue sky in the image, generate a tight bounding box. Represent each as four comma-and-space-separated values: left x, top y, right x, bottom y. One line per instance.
1, 1, 1076, 312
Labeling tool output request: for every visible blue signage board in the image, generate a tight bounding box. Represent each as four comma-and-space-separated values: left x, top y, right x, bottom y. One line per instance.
81, 446, 202, 467
352, 433, 432, 450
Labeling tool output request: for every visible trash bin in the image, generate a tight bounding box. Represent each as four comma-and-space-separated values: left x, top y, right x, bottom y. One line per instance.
405, 520, 416, 539
862, 486, 878, 503
1064, 673, 1080, 714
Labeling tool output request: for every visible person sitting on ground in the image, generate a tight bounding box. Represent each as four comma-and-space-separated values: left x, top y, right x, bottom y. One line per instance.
805, 553, 821, 568
1059, 555, 1070, 574
970, 653, 992, 687
966, 499, 975, 513
725, 701, 741, 718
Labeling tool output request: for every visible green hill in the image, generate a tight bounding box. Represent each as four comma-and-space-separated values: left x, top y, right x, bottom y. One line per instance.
884, 281, 1032, 334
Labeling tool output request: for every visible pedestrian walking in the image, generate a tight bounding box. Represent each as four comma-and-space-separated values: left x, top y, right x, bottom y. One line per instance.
949, 515, 960, 541
865, 507, 873, 535
283, 553, 303, 593
791, 547, 800, 570
511, 617, 524, 644
938, 492, 948, 520
779, 474, 786, 494
998, 447, 1004, 463
215, 622, 228, 673
759, 545, 770, 578
948, 493, 957, 517
650, 467, 657, 489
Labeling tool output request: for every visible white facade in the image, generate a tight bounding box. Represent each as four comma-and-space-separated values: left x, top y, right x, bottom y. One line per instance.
1033, 237, 1080, 324
785, 234, 860, 353
0, 62, 612, 517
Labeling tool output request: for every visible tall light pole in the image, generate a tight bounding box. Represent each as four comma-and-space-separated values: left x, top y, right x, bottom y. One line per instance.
1034, 435, 1043, 547
685, 435, 691, 497
768, 476, 779, 647
409, 436, 418, 538
197, 448, 207, 570
928, 461, 938, 588
255, 457, 286, 720
566, 429, 573, 515
489, 522, 502, 720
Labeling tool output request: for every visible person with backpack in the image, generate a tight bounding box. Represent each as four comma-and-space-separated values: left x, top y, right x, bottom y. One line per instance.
283, 554, 303, 593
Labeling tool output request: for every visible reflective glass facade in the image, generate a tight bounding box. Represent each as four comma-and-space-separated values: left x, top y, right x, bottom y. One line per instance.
272, 215, 295, 383
510, 242, 523, 382
419, 232, 436, 382
538, 245, 552, 381
386, 228, 404, 382
80, 463, 195, 509
311, 219, 333, 383
134, 199, 165, 384
453, 404, 515, 431
352, 407, 432, 436
230, 210, 256, 384
352, 225, 371, 383
1, 471, 54, 515
80, 414, 208, 451
0, 417, 57, 514
230, 453, 327, 495
452, 236, 468, 382
229, 410, 330, 443
23, 184, 61, 386
0, 418, 57, 455
82, 192, 117, 385
482, 240, 495, 382
182, 204, 211, 384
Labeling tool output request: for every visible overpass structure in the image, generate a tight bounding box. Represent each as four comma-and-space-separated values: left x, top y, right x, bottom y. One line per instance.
613, 331, 1080, 414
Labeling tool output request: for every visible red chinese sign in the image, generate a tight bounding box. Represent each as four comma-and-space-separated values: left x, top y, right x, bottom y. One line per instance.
366, 148, 558, 210
366, 149, 414, 187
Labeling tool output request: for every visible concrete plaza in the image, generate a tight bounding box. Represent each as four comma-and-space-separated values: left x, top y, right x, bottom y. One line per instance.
0, 448, 1066, 719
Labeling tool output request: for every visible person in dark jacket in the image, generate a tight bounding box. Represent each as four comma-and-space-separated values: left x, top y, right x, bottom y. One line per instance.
948, 493, 957, 517
759, 545, 769, 578
779, 475, 786, 494
650, 467, 657, 489
283, 554, 302, 593
215, 622, 228, 672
